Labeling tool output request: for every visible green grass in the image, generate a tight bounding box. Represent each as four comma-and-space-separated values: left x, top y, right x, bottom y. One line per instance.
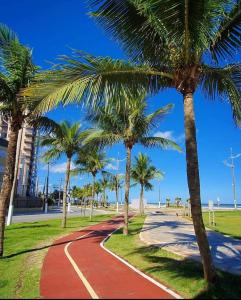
0, 214, 113, 299
203, 210, 241, 239
105, 216, 241, 299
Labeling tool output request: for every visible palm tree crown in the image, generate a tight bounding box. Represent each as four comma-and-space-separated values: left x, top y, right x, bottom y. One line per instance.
41, 121, 87, 228
73, 148, 109, 177
131, 152, 163, 215
131, 153, 163, 191
85, 94, 180, 151
41, 121, 86, 160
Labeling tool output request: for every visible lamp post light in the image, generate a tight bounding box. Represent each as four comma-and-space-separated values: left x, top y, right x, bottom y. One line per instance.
224, 148, 241, 210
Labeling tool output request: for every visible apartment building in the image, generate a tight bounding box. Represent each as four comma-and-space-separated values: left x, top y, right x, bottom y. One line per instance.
0, 116, 38, 197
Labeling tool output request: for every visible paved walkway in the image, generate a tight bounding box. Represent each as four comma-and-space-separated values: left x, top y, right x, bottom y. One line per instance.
140, 212, 241, 275
41, 216, 179, 299
12, 207, 111, 224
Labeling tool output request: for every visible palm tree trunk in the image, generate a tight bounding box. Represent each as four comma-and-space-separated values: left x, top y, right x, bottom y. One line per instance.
0, 123, 19, 257
123, 146, 132, 235
183, 92, 216, 283
115, 185, 119, 213
90, 174, 95, 221
139, 184, 144, 216
62, 157, 71, 228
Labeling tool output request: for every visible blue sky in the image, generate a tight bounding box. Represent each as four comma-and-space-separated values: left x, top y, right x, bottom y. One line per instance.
1, 0, 241, 205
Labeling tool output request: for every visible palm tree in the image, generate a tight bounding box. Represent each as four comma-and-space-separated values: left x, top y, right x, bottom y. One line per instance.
27, 1, 241, 281
84, 97, 180, 234
94, 181, 102, 206
99, 173, 111, 208
41, 121, 87, 228
108, 173, 124, 213
131, 153, 163, 215
0, 24, 58, 257
72, 148, 108, 220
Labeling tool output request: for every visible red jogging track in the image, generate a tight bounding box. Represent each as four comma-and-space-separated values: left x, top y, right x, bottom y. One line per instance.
40, 216, 178, 299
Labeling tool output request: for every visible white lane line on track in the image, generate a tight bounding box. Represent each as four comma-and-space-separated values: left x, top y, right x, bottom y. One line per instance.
100, 227, 183, 299
64, 231, 99, 299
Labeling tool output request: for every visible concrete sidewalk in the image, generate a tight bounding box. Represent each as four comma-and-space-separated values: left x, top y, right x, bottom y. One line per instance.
140, 212, 241, 275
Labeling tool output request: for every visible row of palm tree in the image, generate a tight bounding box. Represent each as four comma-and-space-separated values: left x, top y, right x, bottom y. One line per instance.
39, 93, 178, 228
22, 0, 241, 282
0, 0, 240, 284
84, 95, 180, 233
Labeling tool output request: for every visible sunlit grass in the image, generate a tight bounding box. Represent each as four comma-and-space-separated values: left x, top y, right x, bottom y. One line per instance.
203, 210, 241, 239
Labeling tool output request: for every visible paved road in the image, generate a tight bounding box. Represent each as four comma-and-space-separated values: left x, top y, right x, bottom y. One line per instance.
41, 216, 179, 299
140, 212, 241, 275
12, 207, 112, 224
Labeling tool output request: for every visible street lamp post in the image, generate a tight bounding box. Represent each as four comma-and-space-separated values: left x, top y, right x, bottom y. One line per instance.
115, 153, 125, 213
44, 162, 50, 214
224, 148, 241, 210
230, 148, 237, 209
6, 127, 24, 226
158, 184, 161, 208
58, 178, 62, 207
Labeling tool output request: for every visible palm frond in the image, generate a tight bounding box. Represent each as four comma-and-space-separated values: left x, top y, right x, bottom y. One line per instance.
140, 136, 181, 152
201, 63, 241, 124
83, 128, 122, 148
144, 103, 174, 128
0, 23, 18, 47
27, 116, 60, 134
210, 1, 241, 62
41, 148, 62, 162
23, 51, 172, 113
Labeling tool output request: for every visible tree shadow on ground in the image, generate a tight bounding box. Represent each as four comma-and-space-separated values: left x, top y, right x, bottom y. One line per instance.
130, 245, 241, 299
3, 229, 95, 259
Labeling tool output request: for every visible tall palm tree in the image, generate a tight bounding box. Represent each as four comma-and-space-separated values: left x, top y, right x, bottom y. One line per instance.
26, 1, 241, 281
94, 181, 102, 206
0, 24, 58, 257
99, 173, 111, 208
41, 121, 87, 228
84, 97, 180, 234
72, 148, 108, 220
131, 153, 163, 215
108, 173, 124, 213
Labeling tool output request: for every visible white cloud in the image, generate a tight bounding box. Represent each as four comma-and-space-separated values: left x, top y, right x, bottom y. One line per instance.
105, 163, 118, 171
41, 162, 75, 174
154, 130, 174, 140
176, 133, 185, 143
154, 131, 185, 144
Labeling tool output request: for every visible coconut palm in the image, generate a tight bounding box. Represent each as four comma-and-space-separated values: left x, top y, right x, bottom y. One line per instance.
108, 173, 124, 213
94, 181, 102, 206
84, 96, 180, 234
41, 121, 87, 228
131, 153, 163, 215
26, 1, 241, 281
72, 148, 109, 220
99, 173, 111, 208
0, 24, 59, 257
